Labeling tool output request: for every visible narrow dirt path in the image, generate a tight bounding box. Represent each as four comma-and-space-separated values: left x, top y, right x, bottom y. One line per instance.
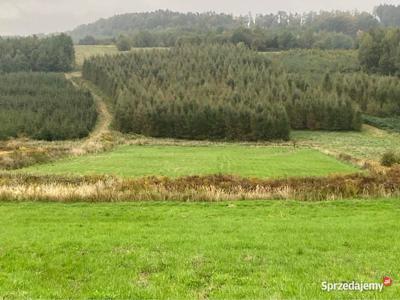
0, 73, 115, 169
65, 72, 114, 155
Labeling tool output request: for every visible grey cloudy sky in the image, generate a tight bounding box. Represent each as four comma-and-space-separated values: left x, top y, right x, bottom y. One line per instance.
0, 0, 398, 36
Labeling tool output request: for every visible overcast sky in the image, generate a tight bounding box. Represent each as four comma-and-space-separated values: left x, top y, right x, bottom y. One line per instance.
0, 0, 398, 36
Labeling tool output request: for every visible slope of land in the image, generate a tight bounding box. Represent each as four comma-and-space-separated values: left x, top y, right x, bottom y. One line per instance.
3, 47, 398, 173
293, 126, 400, 162
66, 72, 115, 155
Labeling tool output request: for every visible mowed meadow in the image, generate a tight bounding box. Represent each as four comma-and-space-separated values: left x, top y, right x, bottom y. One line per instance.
1, 200, 400, 299
20, 145, 358, 178
74, 45, 120, 68
2, 12, 400, 299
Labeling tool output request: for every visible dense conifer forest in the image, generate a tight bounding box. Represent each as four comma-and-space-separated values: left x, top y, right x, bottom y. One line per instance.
0, 73, 97, 140
329, 73, 400, 117
265, 49, 400, 118
83, 44, 361, 140
0, 34, 75, 73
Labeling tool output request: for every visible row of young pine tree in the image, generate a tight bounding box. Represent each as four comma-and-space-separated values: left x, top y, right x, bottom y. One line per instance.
82, 44, 362, 141
0, 34, 75, 73
0, 73, 97, 141
323, 72, 400, 117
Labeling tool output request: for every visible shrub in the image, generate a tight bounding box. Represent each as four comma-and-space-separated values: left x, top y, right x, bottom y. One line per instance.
381, 151, 400, 167
116, 35, 131, 51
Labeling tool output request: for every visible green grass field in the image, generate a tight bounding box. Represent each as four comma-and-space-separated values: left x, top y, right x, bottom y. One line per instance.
74, 45, 169, 68
0, 200, 399, 299
293, 126, 400, 161
19, 145, 358, 178
263, 49, 359, 76
74, 45, 119, 67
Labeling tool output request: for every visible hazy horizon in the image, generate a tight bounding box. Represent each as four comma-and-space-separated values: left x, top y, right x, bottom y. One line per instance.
0, 0, 398, 36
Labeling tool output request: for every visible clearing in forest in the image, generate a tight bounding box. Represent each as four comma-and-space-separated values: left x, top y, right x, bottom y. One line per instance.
19, 145, 358, 178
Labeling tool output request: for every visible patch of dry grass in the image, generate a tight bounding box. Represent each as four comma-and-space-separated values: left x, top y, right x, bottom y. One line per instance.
1, 167, 399, 202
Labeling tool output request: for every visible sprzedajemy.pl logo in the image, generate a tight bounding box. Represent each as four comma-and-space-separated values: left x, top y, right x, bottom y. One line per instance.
321, 277, 393, 292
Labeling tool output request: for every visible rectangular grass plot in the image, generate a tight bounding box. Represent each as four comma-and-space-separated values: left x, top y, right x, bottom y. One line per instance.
20, 145, 359, 179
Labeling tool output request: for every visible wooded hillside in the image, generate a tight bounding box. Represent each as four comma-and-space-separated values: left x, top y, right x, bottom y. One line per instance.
83, 44, 361, 141
69, 9, 391, 51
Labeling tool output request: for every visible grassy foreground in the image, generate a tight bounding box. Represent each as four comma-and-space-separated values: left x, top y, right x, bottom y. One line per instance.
19, 145, 357, 179
0, 200, 399, 299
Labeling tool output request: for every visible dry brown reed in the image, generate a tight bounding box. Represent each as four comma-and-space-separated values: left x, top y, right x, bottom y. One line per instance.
1, 167, 399, 202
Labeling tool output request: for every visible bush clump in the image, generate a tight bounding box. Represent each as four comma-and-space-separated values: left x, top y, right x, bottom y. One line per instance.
381, 151, 400, 167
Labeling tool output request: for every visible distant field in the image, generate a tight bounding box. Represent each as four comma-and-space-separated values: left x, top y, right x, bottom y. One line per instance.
293, 125, 400, 161
74, 45, 168, 68
0, 200, 399, 299
264, 49, 360, 76
74, 45, 119, 67
19, 145, 357, 178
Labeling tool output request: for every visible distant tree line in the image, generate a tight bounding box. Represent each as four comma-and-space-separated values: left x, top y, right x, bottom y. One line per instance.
224, 28, 355, 51
358, 28, 400, 75
70, 11, 244, 41
111, 27, 357, 52
255, 11, 379, 36
78, 35, 115, 45
83, 44, 361, 141
0, 34, 75, 73
0, 73, 97, 141
70, 10, 383, 41
374, 4, 400, 27
69, 9, 400, 51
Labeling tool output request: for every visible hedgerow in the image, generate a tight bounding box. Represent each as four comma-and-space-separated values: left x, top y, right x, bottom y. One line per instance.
1, 167, 400, 202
